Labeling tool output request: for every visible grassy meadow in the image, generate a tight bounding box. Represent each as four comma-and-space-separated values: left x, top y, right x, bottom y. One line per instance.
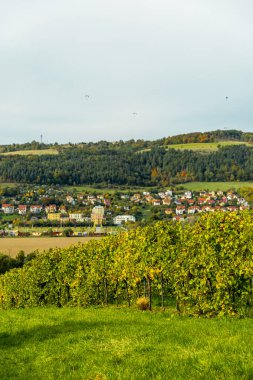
0, 182, 18, 187
1, 180, 252, 195
166, 141, 251, 152
177, 181, 253, 192
2, 149, 58, 156
0, 307, 252, 380
65, 185, 158, 194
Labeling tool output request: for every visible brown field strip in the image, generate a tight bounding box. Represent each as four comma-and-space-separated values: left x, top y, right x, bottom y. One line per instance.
2, 149, 58, 156
0, 237, 101, 257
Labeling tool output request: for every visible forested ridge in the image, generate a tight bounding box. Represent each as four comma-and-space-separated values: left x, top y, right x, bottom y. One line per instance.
0, 144, 252, 185
1, 129, 253, 153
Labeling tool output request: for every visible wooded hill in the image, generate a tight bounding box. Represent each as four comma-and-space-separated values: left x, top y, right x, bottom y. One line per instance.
0, 129, 252, 186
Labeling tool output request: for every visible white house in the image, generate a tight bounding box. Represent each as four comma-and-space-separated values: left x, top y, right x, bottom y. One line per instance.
176, 206, 186, 215
184, 191, 192, 199
2, 204, 15, 214
30, 205, 43, 214
18, 205, 27, 215
165, 190, 173, 197
113, 215, 136, 225
69, 213, 84, 222
187, 206, 197, 214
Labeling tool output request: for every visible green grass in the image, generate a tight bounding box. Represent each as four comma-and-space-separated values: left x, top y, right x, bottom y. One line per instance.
65, 185, 158, 194
0, 182, 18, 187
137, 141, 252, 154
2, 149, 58, 156
0, 307, 252, 379
177, 181, 253, 192
166, 141, 251, 152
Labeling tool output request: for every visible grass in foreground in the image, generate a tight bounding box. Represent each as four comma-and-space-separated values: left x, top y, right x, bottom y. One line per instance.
0, 307, 252, 379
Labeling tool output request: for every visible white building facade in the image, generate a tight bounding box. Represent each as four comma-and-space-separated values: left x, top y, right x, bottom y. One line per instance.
113, 215, 136, 225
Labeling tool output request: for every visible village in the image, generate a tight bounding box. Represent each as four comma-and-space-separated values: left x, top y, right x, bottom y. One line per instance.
0, 184, 250, 237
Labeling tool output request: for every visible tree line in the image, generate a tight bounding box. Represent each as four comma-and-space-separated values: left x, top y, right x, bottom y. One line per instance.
0, 129, 253, 153
0, 144, 252, 185
0, 251, 37, 274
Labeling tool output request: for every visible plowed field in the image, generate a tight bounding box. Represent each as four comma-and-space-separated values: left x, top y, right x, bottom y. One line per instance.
0, 237, 100, 257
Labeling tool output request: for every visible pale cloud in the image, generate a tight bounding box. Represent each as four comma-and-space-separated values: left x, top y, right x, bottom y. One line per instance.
0, 0, 253, 144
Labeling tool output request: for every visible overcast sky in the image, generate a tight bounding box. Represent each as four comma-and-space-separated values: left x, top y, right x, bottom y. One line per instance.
0, 0, 253, 144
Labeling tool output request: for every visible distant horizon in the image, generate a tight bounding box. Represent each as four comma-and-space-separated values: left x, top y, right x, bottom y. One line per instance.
1, 127, 252, 146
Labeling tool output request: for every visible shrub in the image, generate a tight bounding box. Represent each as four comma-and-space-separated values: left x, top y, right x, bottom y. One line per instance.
136, 297, 149, 310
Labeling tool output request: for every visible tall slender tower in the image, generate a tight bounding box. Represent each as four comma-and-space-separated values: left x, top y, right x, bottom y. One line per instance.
91, 206, 104, 232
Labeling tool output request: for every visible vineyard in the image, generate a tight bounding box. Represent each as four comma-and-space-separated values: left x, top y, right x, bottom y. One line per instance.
0, 211, 252, 317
